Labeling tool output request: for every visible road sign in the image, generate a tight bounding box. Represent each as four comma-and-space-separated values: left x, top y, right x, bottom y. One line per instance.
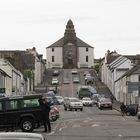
0, 88, 5, 94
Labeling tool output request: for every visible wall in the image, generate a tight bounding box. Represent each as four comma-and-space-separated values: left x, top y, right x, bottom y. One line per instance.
46, 47, 63, 68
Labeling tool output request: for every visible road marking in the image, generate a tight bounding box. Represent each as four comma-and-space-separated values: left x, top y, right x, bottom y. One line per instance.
91, 124, 99, 127
118, 134, 122, 137
72, 124, 81, 127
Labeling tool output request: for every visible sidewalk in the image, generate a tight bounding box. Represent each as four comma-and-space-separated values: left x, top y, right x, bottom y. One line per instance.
93, 70, 122, 113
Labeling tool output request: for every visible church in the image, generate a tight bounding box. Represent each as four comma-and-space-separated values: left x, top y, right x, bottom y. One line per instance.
46, 19, 94, 69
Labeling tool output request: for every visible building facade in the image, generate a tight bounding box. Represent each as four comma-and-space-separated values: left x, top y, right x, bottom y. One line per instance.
46, 19, 94, 69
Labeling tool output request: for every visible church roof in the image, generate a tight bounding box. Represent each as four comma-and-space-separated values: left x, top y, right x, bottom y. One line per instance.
47, 37, 93, 48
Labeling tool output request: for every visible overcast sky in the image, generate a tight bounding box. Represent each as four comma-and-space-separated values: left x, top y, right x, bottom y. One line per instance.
0, 0, 140, 59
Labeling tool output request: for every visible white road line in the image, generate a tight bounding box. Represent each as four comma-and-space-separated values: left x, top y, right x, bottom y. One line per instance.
91, 124, 99, 127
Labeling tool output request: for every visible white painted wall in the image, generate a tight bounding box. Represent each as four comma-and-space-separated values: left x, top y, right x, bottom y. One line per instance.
46, 47, 63, 68
0, 59, 24, 96
78, 47, 94, 68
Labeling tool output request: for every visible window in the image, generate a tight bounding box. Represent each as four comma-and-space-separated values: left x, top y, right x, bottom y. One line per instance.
5, 100, 18, 110
52, 56, 55, 62
86, 56, 88, 62
86, 48, 88, 52
52, 48, 54, 52
21, 99, 40, 108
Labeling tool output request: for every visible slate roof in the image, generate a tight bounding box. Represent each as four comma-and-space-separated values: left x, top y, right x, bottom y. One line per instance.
47, 37, 93, 48
106, 55, 120, 64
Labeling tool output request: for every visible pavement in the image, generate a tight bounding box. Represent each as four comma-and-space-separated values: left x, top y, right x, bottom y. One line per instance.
92, 70, 122, 113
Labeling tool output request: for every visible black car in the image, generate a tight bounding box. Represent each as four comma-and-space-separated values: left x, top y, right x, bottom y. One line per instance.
125, 104, 138, 116
0, 94, 45, 132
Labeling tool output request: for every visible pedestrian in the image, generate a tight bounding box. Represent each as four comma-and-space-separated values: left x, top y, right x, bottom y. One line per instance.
38, 97, 51, 132
120, 102, 126, 116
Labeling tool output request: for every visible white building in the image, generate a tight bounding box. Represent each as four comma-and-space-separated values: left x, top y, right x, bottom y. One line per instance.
115, 64, 140, 104
46, 19, 94, 69
100, 51, 134, 101
0, 58, 24, 96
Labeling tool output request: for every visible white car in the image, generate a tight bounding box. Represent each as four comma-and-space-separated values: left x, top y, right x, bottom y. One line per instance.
73, 77, 79, 83
0, 132, 45, 140
64, 97, 83, 111
82, 97, 93, 106
55, 95, 64, 104
71, 69, 78, 74
52, 78, 59, 85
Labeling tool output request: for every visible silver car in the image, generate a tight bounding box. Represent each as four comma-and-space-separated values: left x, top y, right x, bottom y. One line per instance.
64, 97, 83, 111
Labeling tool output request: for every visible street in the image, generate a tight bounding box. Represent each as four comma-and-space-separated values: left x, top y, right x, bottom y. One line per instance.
39, 69, 140, 140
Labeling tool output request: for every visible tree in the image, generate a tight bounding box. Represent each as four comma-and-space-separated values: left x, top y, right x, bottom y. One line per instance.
94, 64, 99, 74
23, 69, 34, 91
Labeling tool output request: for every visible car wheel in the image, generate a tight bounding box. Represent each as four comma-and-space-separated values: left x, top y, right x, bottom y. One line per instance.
70, 108, 72, 111
64, 106, 67, 111
20, 118, 34, 132
51, 116, 57, 121
80, 108, 83, 111
126, 112, 130, 116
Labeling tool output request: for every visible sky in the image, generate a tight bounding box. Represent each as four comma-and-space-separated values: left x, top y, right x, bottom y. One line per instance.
0, 0, 140, 59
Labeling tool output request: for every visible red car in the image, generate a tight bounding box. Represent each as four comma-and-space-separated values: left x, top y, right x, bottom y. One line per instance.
98, 98, 112, 110
49, 106, 60, 121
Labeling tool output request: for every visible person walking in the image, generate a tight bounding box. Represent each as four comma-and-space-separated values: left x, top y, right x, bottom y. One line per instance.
39, 97, 51, 132
120, 102, 126, 116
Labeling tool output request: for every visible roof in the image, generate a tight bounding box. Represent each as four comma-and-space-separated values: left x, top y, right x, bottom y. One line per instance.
47, 37, 93, 48
0, 68, 11, 78
106, 55, 120, 64
115, 63, 140, 82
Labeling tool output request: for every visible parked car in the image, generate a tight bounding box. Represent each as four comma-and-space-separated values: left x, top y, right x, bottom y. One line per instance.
0, 132, 45, 140
0, 94, 45, 132
83, 71, 89, 76
52, 78, 59, 85
125, 104, 138, 116
73, 77, 80, 83
63, 97, 83, 111
81, 97, 93, 106
77, 86, 92, 99
53, 70, 59, 76
137, 104, 140, 119
55, 95, 64, 104
71, 69, 78, 74
91, 93, 100, 105
98, 98, 112, 110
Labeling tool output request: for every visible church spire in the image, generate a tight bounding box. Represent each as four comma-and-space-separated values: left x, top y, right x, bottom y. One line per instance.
64, 19, 76, 44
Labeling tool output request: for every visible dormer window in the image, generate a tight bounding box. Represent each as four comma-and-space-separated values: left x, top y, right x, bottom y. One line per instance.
52, 48, 54, 52
86, 48, 88, 52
